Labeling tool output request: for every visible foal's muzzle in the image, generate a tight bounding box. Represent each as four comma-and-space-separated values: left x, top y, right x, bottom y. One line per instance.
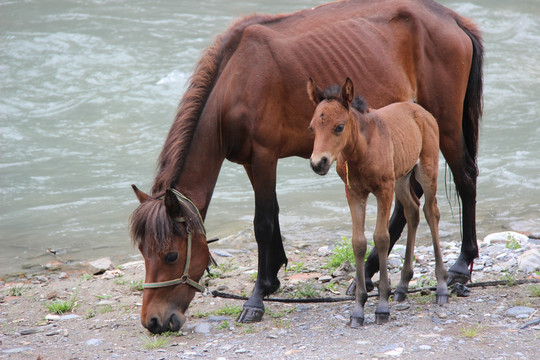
310, 155, 331, 175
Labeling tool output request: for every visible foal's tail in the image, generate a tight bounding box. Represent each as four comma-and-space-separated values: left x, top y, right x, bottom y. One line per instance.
456, 17, 484, 163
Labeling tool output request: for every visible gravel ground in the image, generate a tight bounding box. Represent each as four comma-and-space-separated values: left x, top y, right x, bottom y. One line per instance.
1, 236, 539, 360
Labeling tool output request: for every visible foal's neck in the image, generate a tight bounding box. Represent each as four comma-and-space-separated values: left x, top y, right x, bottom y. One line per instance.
342, 110, 368, 162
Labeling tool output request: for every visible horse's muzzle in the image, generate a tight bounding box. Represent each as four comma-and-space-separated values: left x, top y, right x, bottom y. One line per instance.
143, 312, 186, 334
310, 156, 331, 175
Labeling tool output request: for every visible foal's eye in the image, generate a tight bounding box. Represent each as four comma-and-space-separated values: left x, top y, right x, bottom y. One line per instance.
334, 124, 345, 133
164, 252, 178, 264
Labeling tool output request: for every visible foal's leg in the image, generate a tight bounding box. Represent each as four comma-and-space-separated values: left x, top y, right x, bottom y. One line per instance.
416, 166, 449, 304
393, 174, 420, 302
350, 179, 423, 296
348, 191, 369, 328
237, 160, 287, 323
373, 186, 394, 324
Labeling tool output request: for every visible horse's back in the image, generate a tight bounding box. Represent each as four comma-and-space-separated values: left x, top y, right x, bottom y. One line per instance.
214, 0, 474, 162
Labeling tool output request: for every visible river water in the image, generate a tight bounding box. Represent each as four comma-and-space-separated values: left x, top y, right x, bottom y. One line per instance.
1, 0, 539, 275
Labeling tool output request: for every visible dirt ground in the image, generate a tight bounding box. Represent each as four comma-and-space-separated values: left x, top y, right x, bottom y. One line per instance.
1, 248, 539, 360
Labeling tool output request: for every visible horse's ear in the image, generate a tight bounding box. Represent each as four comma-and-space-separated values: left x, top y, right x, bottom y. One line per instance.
164, 189, 182, 219
131, 184, 149, 203
340, 77, 354, 108
307, 77, 324, 105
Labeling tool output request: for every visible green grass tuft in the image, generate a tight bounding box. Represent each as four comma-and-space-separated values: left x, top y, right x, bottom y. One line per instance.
46, 289, 78, 314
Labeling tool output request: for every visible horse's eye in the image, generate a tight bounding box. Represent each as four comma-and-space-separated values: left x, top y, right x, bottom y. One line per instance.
334, 124, 345, 133
164, 252, 178, 264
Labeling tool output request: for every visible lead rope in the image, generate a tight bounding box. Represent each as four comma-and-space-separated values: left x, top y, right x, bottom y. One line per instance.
344, 160, 351, 200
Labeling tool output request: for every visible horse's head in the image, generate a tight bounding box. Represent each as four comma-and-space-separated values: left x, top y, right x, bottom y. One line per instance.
307, 77, 355, 175
129, 185, 209, 334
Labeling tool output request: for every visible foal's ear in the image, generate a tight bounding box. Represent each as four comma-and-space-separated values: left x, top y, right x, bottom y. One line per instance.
164, 189, 182, 219
340, 77, 354, 108
131, 184, 149, 203
307, 77, 324, 105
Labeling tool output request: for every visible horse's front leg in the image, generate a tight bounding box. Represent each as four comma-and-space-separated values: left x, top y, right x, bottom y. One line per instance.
237, 161, 287, 323
373, 187, 394, 325
348, 191, 369, 328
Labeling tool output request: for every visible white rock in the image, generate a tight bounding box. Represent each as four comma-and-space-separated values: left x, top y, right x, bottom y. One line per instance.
86, 257, 113, 275
517, 249, 540, 273
483, 231, 528, 246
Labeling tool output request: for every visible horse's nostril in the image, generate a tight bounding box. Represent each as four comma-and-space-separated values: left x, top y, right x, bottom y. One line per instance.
321, 156, 328, 165
168, 313, 183, 332
147, 316, 164, 334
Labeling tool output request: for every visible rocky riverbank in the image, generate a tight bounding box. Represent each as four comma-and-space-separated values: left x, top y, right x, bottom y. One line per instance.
1, 230, 539, 359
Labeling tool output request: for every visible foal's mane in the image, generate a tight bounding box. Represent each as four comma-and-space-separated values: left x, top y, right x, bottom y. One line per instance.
320, 85, 368, 114
151, 13, 288, 194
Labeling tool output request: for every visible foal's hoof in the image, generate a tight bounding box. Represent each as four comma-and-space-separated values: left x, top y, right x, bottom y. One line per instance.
436, 294, 450, 305
451, 283, 471, 297
375, 312, 390, 325
350, 316, 364, 328
237, 307, 264, 323
393, 291, 407, 302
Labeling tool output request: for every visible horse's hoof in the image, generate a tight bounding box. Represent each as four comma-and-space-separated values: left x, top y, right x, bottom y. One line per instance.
436, 294, 450, 305
350, 316, 364, 328
375, 312, 390, 325
447, 270, 470, 286
450, 283, 471, 297
393, 291, 407, 302
346, 277, 374, 296
236, 307, 264, 323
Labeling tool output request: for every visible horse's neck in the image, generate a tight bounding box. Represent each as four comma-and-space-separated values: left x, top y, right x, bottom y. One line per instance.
154, 107, 225, 219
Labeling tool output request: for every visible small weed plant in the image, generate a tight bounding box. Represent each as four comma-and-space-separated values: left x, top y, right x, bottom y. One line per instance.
292, 282, 320, 299
325, 237, 373, 272
531, 285, 540, 297
460, 324, 484, 338
46, 289, 78, 314
505, 234, 521, 250
141, 334, 170, 350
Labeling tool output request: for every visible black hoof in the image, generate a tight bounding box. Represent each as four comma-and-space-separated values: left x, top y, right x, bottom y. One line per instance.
393, 291, 407, 302
375, 312, 390, 325
436, 294, 449, 305
447, 271, 470, 286
450, 283, 471, 297
350, 316, 364, 328
237, 307, 264, 323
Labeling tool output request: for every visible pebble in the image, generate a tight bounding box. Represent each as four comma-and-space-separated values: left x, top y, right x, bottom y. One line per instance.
59, 314, 81, 321
2, 347, 34, 354
505, 306, 536, 318
86, 338, 104, 346
194, 322, 212, 334
517, 249, 540, 273
20, 329, 39, 335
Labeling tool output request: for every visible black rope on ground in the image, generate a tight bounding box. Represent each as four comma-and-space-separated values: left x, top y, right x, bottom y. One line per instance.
210, 278, 540, 304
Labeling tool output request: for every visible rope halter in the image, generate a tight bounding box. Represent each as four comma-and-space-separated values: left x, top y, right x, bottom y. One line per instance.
142, 189, 207, 293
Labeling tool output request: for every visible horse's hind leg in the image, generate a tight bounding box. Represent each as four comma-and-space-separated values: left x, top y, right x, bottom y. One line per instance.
237, 160, 287, 323
393, 173, 420, 302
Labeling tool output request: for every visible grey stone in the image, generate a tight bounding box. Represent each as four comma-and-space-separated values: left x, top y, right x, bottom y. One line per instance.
86, 257, 113, 275
19, 329, 39, 335
194, 322, 212, 334
517, 249, 540, 273
59, 314, 81, 321
207, 315, 229, 322
2, 347, 34, 354
505, 306, 535, 318
86, 338, 104, 346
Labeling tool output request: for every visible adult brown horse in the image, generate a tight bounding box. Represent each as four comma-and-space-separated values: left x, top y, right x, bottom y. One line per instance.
130, 0, 483, 333
308, 77, 449, 326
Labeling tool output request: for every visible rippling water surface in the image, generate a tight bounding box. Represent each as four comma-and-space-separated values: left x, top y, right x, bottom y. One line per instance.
1, 0, 539, 275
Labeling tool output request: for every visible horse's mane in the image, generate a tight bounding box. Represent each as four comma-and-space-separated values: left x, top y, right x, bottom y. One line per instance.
321, 85, 368, 114
151, 13, 287, 194
129, 192, 205, 253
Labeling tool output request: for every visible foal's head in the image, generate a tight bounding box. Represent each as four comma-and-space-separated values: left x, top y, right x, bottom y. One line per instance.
307, 77, 365, 175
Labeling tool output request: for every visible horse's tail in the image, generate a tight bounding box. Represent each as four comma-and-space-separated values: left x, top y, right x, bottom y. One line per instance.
456, 17, 484, 163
